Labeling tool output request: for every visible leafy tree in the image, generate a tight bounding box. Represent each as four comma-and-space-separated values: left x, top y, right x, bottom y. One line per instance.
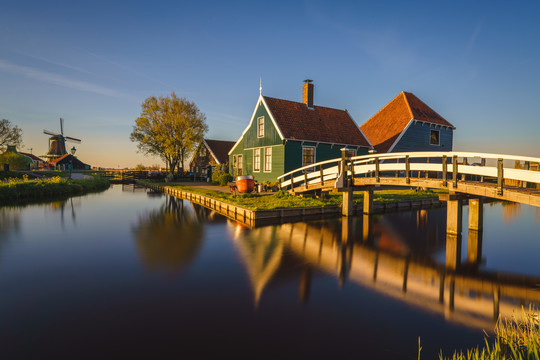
130, 93, 208, 174
0, 119, 23, 152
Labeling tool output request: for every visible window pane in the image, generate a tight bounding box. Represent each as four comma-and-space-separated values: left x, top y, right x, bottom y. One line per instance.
430, 130, 440, 145
264, 147, 272, 171
254, 149, 260, 171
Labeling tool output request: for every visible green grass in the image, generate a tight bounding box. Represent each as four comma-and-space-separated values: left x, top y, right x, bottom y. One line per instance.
431, 307, 540, 360
0, 176, 110, 203
150, 183, 447, 211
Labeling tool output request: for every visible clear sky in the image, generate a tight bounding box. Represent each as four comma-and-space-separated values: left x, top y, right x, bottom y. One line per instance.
1, 0, 539, 168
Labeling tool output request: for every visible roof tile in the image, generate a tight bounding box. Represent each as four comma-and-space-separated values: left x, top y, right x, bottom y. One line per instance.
263, 96, 371, 147
360, 91, 454, 153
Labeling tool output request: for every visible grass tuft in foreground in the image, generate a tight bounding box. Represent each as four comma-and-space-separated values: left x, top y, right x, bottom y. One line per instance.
436, 307, 540, 360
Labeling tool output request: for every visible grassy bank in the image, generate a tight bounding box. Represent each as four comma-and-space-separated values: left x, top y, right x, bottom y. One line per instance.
0, 176, 110, 202
154, 183, 447, 210
434, 308, 540, 359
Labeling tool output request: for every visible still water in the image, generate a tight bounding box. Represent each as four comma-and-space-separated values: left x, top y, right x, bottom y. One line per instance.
1, 185, 539, 359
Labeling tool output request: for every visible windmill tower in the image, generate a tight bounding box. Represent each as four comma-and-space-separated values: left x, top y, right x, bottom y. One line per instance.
42, 118, 81, 161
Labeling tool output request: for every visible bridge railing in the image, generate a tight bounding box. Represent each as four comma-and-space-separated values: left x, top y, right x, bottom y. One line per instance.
278, 151, 540, 193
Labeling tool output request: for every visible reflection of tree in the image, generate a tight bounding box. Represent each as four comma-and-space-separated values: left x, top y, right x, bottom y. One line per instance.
229, 222, 284, 306
0, 207, 20, 252
133, 196, 204, 273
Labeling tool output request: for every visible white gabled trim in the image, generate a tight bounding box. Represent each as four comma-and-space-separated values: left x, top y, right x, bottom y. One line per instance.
345, 109, 374, 149
387, 118, 414, 153
203, 139, 221, 165
228, 95, 285, 155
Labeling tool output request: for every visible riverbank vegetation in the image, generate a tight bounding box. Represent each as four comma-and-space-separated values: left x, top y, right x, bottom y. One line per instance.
154, 183, 447, 210
0, 175, 110, 202
436, 307, 539, 359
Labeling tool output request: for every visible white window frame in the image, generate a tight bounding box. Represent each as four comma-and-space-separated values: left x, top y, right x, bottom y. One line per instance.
430, 129, 440, 146
257, 116, 264, 138
253, 148, 261, 172
302, 146, 316, 171
264, 147, 272, 172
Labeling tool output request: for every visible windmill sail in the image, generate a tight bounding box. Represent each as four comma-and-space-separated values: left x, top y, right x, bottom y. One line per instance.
42, 118, 82, 160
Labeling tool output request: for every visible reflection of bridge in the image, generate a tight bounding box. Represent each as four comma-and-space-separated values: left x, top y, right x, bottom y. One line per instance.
227, 213, 540, 331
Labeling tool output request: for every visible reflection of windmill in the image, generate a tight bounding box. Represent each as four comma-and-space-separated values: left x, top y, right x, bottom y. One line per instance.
42, 118, 81, 160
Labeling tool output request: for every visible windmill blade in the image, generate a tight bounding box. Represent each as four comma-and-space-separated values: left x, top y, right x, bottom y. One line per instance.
65, 136, 81, 143
44, 129, 61, 136
60, 118, 64, 136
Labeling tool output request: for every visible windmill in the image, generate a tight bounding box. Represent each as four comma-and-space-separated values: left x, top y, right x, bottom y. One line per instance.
42, 118, 81, 160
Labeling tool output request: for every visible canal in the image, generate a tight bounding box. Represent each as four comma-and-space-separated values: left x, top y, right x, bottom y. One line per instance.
0, 184, 539, 359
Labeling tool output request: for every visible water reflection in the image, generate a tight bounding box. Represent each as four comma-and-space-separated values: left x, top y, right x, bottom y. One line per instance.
0, 207, 20, 253
230, 224, 284, 305
133, 196, 205, 274
225, 208, 540, 331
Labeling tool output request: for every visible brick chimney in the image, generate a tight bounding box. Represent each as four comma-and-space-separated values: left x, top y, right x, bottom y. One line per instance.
302, 79, 314, 108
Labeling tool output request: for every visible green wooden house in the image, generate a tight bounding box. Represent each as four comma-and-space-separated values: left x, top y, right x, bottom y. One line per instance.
229, 80, 372, 182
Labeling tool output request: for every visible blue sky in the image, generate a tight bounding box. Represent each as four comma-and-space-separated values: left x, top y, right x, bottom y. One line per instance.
1, 0, 539, 168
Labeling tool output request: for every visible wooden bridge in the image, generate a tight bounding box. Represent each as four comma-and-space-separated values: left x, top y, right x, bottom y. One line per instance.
278, 151, 540, 211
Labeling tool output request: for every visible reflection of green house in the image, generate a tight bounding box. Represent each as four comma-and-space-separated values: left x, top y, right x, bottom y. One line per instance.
0, 145, 32, 170
229, 80, 372, 182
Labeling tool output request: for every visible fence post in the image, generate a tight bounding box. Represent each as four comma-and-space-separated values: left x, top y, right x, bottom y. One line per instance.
304, 169, 308, 189
375, 157, 380, 182
497, 158, 504, 195
405, 155, 410, 184
350, 160, 355, 184
290, 173, 295, 191
320, 166, 324, 186
442, 155, 448, 187
278, 178, 282, 189
452, 155, 458, 188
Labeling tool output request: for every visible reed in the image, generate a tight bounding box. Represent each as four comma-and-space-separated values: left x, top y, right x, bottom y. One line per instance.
437, 307, 540, 360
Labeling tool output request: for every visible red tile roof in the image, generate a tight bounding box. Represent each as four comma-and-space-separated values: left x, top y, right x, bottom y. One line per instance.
204, 139, 235, 164
360, 91, 454, 153
263, 96, 371, 147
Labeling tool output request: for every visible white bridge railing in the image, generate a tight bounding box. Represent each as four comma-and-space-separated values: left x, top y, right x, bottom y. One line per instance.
277, 151, 540, 195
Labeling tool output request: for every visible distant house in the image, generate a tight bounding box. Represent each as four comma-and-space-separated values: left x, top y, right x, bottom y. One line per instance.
49, 154, 90, 170
229, 80, 372, 182
190, 139, 235, 180
360, 91, 455, 153
19, 152, 45, 169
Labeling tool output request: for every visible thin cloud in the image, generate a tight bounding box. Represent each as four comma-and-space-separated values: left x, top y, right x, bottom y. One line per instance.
14, 51, 94, 76
79, 49, 172, 88
0, 59, 131, 99
465, 20, 484, 57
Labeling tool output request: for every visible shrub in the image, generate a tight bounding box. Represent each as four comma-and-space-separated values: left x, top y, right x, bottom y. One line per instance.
212, 169, 233, 186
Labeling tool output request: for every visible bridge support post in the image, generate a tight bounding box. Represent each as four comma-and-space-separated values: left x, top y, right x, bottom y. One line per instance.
342, 189, 354, 217
440, 194, 463, 270
468, 198, 483, 231
363, 188, 373, 214
446, 233, 462, 270
446, 197, 463, 236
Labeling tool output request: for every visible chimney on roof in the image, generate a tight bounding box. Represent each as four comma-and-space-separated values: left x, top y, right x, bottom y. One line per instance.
302, 79, 314, 108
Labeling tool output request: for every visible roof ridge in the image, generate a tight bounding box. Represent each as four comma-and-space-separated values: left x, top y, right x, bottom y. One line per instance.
364, 91, 411, 124
263, 95, 347, 112
401, 91, 415, 120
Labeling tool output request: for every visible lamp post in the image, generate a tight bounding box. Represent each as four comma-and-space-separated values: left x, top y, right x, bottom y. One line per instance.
69, 146, 76, 179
